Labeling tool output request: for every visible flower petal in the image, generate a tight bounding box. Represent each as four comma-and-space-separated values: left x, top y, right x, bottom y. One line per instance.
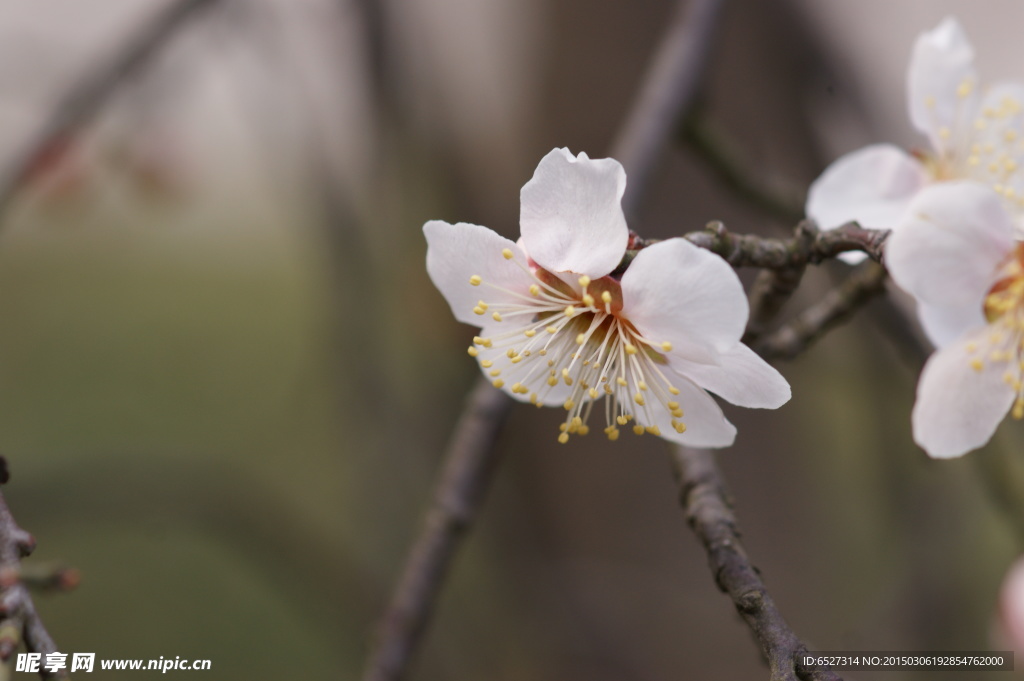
916, 299, 986, 348
519, 148, 628, 278
886, 181, 1014, 312
669, 343, 791, 409
911, 326, 1015, 458
621, 238, 748, 361
806, 144, 926, 230
424, 220, 534, 325
907, 16, 977, 151
650, 376, 737, 448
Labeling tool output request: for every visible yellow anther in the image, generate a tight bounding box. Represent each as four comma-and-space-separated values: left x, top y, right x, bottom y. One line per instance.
576, 333, 586, 345
469, 275, 482, 286
578, 275, 591, 287
634, 392, 645, 406
601, 291, 612, 304
577, 425, 590, 436
966, 342, 978, 352
562, 368, 571, 379
490, 369, 501, 377
606, 428, 620, 441
582, 294, 595, 307
571, 416, 583, 428
616, 376, 628, 386
481, 360, 493, 368
616, 415, 629, 426
563, 399, 575, 411
638, 381, 648, 391
1014, 398, 1024, 420
507, 349, 517, 358
564, 305, 576, 317
558, 432, 569, 444
467, 346, 479, 357
625, 343, 638, 355
667, 401, 680, 410
661, 341, 673, 352
604, 384, 613, 395
530, 393, 538, 404
588, 387, 599, 399
668, 386, 680, 395
968, 155, 981, 167
547, 376, 558, 386
492, 379, 505, 388
671, 408, 684, 418
559, 423, 568, 432
646, 426, 661, 436
970, 358, 984, 372
510, 356, 522, 364
633, 425, 645, 436
957, 79, 973, 98
672, 420, 687, 434
547, 326, 558, 334
477, 300, 488, 310
529, 284, 540, 296
492, 312, 503, 322
524, 329, 536, 338
473, 306, 486, 315
1007, 159, 1019, 173
502, 248, 514, 260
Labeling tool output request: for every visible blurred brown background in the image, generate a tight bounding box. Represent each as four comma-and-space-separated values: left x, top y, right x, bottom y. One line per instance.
1, 0, 1023, 678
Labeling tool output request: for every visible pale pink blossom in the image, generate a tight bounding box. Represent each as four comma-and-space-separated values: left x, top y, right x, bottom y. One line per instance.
808, 17, 1024, 262
886, 181, 1024, 457
424, 148, 790, 446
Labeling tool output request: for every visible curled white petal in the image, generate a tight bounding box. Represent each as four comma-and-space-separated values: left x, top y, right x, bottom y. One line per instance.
670, 343, 791, 409
907, 16, 976, 152
519, 148, 628, 278
911, 326, 1016, 458
886, 182, 1014, 316
424, 220, 533, 325
621, 238, 748, 360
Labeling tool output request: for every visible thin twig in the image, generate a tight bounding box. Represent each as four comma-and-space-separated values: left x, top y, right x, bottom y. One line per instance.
362, 380, 512, 681
0, 0, 223, 221
671, 446, 843, 681
612, 0, 728, 216
679, 114, 805, 224
630, 220, 888, 270
362, 1, 730, 679
755, 261, 889, 360
0, 458, 71, 679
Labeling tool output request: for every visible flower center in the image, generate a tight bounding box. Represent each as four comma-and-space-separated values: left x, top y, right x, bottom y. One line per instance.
924, 78, 1024, 204
973, 243, 1024, 419
466, 248, 683, 442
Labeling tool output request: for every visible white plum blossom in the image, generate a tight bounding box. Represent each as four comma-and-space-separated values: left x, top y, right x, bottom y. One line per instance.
886, 182, 1024, 458
807, 17, 1024, 258
424, 148, 790, 447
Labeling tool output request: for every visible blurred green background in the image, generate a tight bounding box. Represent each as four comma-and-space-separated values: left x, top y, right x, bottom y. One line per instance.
0, 0, 1022, 679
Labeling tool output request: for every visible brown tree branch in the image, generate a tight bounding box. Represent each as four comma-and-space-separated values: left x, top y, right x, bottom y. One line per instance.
754, 261, 889, 361
0, 458, 72, 679
672, 446, 843, 681
675, 219, 889, 269
362, 1, 731, 679
0, 0, 224, 221
362, 380, 512, 681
